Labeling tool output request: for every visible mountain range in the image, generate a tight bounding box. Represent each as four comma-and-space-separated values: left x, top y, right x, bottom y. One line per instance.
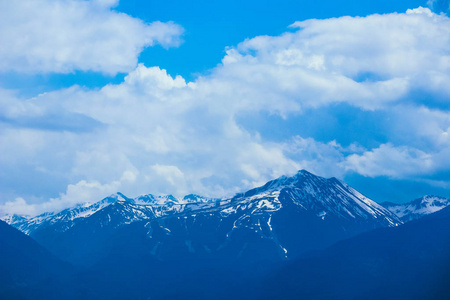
4, 170, 401, 265
1, 169, 449, 299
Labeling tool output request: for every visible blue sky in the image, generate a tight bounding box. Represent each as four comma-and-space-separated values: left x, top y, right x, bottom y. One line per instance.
0, 0, 449, 215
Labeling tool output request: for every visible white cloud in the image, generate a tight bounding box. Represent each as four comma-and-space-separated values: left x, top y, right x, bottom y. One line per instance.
149, 164, 186, 189
283, 137, 348, 178
343, 144, 435, 178
0, 198, 37, 217
0, 177, 123, 216
286, 7, 449, 77
93, 0, 119, 8
0, 0, 183, 74
1, 8, 450, 216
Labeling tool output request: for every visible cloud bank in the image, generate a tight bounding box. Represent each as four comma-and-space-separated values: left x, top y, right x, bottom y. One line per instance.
0, 7, 449, 216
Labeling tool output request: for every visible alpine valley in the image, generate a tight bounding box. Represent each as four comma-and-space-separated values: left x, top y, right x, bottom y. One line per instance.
1, 170, 450, 299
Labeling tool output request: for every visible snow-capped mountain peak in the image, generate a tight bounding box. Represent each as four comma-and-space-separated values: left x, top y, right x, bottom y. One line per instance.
134, 193, 214, 206
382, 195, 450, 222
234, 170, 400, 226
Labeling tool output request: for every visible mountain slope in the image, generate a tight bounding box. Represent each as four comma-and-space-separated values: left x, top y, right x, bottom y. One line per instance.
0, 220, 74, 299
382, 195, 450, 222
239, 205, 450, 300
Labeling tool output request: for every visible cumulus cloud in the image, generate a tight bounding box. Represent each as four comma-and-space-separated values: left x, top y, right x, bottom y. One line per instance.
0, 0, 183, 74
1, 8, 449, 216
220, 7, 449, 110
343, 144, 434, 178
